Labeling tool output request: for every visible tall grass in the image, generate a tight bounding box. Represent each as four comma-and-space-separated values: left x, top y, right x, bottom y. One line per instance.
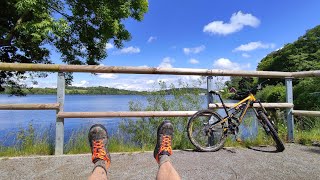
1, 118, 319, 157
0, 123, 54, 157
1, 80, 319, 157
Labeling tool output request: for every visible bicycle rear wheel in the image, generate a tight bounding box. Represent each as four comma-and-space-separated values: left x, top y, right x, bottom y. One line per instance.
258, 112, 285, 152
187, 109, 227, 152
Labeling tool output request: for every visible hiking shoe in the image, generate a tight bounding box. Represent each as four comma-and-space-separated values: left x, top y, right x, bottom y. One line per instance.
88, 124, 111, 169
154, 120, 173, 163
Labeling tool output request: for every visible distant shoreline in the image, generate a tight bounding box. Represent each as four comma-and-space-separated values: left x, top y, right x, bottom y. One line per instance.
1, 87, 207, 96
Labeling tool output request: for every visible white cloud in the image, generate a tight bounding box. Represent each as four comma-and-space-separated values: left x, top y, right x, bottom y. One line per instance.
147, 36, 157, 43
183, 45, 205, 55
139, 65, 149, 68
158, 57, 174, 68
73, 80, 89, 87
234, 41, 275, 52
98, 74, 118, 79
146, 80, 155, 84
189, 58, 199, 64
183, 75, 202, 81
115, 46, 140, 54
203, 11, 260, 35
213, 58, 240, 70
105, 43, 114, 50
242, 53, 251, 58
213, 58, 251, 70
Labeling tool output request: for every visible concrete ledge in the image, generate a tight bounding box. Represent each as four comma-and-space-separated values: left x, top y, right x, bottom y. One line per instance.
0, 144, 319, 180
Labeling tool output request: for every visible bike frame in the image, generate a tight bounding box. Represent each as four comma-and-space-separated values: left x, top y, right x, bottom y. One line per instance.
212, 92, 262, 125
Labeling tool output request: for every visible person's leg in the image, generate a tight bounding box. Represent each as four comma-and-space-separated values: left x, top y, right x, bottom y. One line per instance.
88, 124, 111, 180
154, 120, 181, 180
89, 167, 108, 180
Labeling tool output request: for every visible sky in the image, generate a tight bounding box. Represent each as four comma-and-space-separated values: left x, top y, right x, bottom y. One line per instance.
33, 0, 320, 91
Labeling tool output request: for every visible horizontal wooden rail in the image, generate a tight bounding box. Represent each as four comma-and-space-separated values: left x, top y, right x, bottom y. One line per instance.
58, 111, 198, 118
292, 110, 320, 117
2, 63, 319, 78
0, 103, 60, 110
209, 103, 294, 109
290, 71, 320, 78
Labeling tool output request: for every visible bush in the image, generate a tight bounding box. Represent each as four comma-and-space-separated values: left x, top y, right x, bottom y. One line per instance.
256, 84, 286, 102
119, 79, 205, 150
293, 78, 320, 110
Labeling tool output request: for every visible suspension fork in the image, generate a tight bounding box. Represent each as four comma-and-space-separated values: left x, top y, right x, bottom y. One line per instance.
252, 100, 268, 116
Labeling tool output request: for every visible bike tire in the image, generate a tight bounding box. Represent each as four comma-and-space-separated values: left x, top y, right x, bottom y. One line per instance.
258, 112, 285, 152
187, 109, 227, 152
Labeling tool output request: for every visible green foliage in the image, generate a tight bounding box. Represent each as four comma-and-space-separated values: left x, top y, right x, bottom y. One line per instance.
258, 25, 320, 71
0, 0, 148, 94
294, 119, 320, 145
256, 84, 286, 102
293, 78, 320, 110
257, 25, 320, 86
0, 123, 54, 156
119, 80, 205, 150
65, 128, 90, 154
225, 77, 258, 99
1, 113, 319, 157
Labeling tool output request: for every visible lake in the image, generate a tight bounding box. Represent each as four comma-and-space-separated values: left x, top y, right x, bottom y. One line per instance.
0, 94, 257, 144
0, 95, 150, 141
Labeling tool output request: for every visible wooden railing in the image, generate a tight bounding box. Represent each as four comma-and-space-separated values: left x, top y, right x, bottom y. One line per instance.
0, 63, 319, 155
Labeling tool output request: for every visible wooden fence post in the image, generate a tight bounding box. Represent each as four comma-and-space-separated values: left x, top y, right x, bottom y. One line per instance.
285, 78, 294, 142
55, 72, 65, 155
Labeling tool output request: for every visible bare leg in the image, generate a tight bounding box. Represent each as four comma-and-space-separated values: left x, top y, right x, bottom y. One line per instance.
89, 167, 108, 180
157, 161, 181, 180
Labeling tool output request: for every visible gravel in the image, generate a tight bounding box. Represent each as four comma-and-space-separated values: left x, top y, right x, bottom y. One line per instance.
0, 144, 319, 180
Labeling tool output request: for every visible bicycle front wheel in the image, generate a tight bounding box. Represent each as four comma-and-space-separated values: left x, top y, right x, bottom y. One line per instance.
187, 109, 227, 152
258, 112, 285, 152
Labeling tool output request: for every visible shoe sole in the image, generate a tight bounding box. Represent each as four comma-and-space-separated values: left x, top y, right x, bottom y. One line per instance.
88, 124, 108, 147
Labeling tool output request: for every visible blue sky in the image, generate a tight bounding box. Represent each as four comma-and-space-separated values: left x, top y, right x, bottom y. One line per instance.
36, 0, 320, 90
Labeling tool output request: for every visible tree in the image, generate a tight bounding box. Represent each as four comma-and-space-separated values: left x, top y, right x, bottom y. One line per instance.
225, 77, 257, 99
257, 25, 320, 72
256, 25, 320, 131
0, 0, 148, 93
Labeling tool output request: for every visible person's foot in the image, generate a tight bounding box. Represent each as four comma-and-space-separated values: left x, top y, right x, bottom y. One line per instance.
88, 124, 111, 170
154, 120, 174, 163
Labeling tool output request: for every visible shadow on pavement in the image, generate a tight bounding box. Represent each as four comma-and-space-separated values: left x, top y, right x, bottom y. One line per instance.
303, 147, 320, 154
246, 146, 279, 153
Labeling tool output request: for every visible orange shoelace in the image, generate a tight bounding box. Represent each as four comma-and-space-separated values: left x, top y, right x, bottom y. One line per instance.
92, 140, 110, 168
156, 135, 173, 162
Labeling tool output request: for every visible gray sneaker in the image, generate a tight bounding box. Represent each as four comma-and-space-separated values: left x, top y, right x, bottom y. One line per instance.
153, 120, 174, 163
88, 124, 111, 169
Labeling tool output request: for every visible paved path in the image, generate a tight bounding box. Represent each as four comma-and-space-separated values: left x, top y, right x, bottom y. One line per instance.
0, 144, 319, 180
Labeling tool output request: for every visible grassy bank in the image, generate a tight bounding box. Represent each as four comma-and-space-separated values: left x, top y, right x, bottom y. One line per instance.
0, 121, 319, 157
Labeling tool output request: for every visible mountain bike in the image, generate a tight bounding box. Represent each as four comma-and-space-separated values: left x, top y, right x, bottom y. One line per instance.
187, 81, 285, 152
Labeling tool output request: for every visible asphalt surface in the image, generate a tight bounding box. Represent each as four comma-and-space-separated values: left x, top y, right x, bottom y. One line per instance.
0, 144, 319, 180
